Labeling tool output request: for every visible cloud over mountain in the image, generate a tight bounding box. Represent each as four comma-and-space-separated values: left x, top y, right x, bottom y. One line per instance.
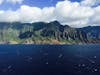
0, 0, 99, 28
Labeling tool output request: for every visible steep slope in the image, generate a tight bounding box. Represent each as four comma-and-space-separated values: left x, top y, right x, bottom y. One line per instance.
79, 26, 100, 43
0, 21, 99, 44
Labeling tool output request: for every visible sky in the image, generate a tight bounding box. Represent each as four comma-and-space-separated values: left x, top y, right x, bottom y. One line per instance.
0, 0, 64, 10
0, 0, 99, 28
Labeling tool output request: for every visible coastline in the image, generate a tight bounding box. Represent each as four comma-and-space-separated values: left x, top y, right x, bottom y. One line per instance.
0, 41, 99, 45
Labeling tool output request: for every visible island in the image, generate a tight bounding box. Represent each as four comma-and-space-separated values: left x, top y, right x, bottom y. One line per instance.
0, 21, 100, 44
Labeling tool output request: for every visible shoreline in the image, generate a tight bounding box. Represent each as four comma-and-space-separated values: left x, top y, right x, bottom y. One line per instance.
0, 41, 99, 45
0, 42, 99, 45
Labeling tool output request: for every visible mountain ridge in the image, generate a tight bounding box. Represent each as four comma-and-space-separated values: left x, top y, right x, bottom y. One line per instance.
0, 21, 99, 44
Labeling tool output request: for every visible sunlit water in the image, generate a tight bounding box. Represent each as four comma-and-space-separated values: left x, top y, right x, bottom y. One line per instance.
0, 44, 100, 75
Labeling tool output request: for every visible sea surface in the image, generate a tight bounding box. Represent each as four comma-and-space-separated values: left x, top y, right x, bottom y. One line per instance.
0, 44, 100, 75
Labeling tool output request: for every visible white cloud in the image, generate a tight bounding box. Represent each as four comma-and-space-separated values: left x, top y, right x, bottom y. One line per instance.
17, 5, 42, 23
7, 0, 23, 4
81, 0, 100, 6
0, 0, 99, 28
0, 0, 3, 4
41, 7, 55, 22
53, 0, 94, 27
0, 10, 19, 22
90, 6, 100, 26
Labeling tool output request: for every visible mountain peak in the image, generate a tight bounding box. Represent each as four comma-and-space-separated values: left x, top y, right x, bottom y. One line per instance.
48, 21, 61, 27
50, 21, 60, 24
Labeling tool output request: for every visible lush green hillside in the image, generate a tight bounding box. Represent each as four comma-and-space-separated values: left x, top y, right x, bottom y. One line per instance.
0, 21, 99, 44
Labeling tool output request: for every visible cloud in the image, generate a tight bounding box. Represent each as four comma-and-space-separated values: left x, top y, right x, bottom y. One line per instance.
0, 5, 55, 23
81, 0, 100, 6
54, 0, 94, 27
0, 0, 99, 28
17, 5, 42, 23
90, 6, 100, 26
0, 0, 3, 4
0, 10, 19, 22
7, 0, 24, 4
41, 7, 55, 22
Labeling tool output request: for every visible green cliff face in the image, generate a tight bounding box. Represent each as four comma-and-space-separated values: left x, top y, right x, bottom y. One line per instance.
0, 21, 99, 44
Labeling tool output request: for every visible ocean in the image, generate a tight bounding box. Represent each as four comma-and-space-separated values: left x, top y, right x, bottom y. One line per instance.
0, 44, 100, 75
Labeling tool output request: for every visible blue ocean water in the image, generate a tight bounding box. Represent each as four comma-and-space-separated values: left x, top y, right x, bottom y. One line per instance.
0, 44, 100, 75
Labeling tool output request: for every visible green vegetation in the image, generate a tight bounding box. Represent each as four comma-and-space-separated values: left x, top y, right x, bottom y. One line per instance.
0, 21, 99, 44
